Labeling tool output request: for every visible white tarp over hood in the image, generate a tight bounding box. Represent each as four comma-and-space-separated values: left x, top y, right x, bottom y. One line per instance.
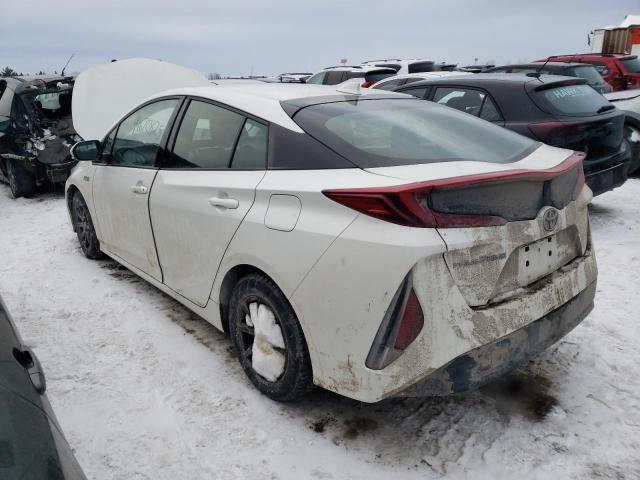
72, 58, 210, 140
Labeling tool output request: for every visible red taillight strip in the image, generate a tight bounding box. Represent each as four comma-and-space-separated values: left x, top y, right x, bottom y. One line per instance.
322, 152, 586, 228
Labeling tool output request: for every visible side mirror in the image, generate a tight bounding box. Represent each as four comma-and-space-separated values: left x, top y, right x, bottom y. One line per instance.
71, 140, 101, 161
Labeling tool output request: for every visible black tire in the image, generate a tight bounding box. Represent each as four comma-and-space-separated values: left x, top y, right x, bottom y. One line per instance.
6, 161, 36, 199
71, 192, 104, 259
229, 273, 313, 402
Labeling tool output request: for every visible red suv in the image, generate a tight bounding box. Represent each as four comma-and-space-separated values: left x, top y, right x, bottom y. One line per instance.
540, 54, 640, 91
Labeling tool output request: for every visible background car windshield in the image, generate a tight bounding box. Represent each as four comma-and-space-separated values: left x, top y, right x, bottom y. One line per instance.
533, 84, 610, 117
292, 99, 536, 168
620, 57, 640, 73
566, 66, 606, 85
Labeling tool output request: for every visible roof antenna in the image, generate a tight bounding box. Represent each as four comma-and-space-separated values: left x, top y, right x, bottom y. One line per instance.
529, 55, 554, 81
61, 53, 75, 76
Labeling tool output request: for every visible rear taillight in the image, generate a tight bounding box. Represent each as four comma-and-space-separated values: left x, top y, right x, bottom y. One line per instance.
393, 289, 424, 350
366, 274, 424, 370
361, 81, 374, 88
323, 152, 585, 228
528, 121, 588, 147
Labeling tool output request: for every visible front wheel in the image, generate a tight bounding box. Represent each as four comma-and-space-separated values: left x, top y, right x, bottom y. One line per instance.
229, 273, 313, 402
6, 161, 36, 198
71, 192, 104, 259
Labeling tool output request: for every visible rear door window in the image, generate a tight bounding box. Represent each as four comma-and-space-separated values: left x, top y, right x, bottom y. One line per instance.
373, 78, 406, 90
565, 66, 606, 86
620, 57, 640, 73
399, 87, 428, 98
324, 71, 346, 85
583, 61, 611, 76
305, 72, 326, 85
480, 97, 503, 122
434, 87, 486, 116
532, 84, 612, 117
168, 100, 245, 169
230, 119, 268, 169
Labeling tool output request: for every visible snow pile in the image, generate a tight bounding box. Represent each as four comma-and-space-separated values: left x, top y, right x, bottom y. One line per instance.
248, 302, 285, 381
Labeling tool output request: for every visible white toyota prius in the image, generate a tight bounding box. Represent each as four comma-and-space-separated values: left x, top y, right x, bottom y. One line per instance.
66, 60, 597, 403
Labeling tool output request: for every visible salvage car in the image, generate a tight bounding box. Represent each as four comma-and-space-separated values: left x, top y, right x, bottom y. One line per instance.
0, 294, 87, 479
604, 89, 640, 174
395, 74, 632, 196
0, 76, 81, 198
65, 62, 597, 403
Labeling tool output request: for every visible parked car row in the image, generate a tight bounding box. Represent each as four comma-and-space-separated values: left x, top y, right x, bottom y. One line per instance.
391, 73, 633, 195
53, 59, 599, 404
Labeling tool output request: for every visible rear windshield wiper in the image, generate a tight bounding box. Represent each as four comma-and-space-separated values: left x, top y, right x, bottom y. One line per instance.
597, 104, 615, 114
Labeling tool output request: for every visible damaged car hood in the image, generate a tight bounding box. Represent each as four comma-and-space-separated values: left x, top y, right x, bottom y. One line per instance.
72, 58, 210, 141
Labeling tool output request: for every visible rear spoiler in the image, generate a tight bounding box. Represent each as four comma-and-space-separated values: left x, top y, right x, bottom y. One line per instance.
532, 77, 588, 92
363, 68, 396, 82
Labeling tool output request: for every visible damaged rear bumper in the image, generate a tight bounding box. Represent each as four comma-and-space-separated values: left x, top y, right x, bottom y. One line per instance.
400, 281, 596, 397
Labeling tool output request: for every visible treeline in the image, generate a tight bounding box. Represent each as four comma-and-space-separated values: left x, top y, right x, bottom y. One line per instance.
2, 67, 51, 77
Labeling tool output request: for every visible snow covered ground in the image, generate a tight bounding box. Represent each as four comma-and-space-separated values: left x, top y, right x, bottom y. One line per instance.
1, 180, 639, 480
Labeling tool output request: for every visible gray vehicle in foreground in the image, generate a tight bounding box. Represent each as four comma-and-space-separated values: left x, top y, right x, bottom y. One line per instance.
0, 295, 87, 479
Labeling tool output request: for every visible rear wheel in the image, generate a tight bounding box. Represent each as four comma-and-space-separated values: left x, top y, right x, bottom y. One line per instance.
71, 192, 104, 259
6, 161, 36, 198
229, 273, 313, 402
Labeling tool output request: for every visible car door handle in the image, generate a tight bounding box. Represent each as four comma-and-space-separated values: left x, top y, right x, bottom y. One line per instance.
131, 183, 148, 195
208, 197, 239, 209
13, 347, 46, 394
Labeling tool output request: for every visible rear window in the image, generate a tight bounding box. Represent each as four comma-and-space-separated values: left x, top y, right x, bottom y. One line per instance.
408, 62, 436, 74
532, 84, 611, 117
565, 66, 606, 86
364, 71, 395, 83
620, 57, 640, 73
292, 99, 536, 168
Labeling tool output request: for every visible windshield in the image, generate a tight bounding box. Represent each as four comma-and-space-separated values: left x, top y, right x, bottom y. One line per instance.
566, 66, 606, 85
292, 99, 536, 168
532, 84, 612, 117
620, 57, 640, 73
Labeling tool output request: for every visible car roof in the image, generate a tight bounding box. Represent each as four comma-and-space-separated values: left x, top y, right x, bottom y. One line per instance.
401, 73, 582, 87
321, 65, 395, 72
491, 62, 591, 69
150, 83, 405, 132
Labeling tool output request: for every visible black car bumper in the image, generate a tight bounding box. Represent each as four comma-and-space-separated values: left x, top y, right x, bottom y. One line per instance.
400, 281, 596, 397
584, 142, 631, 196
585, 162, 629, 196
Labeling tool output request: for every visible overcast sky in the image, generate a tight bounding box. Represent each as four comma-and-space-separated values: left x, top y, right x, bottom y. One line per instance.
2, 0, 637, 77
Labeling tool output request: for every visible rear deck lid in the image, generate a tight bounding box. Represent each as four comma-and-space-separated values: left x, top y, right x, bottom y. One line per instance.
72, 58, 210, 141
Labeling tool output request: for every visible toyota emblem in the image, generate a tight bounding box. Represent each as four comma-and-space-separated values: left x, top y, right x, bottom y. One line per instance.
542, 208, 559, 232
